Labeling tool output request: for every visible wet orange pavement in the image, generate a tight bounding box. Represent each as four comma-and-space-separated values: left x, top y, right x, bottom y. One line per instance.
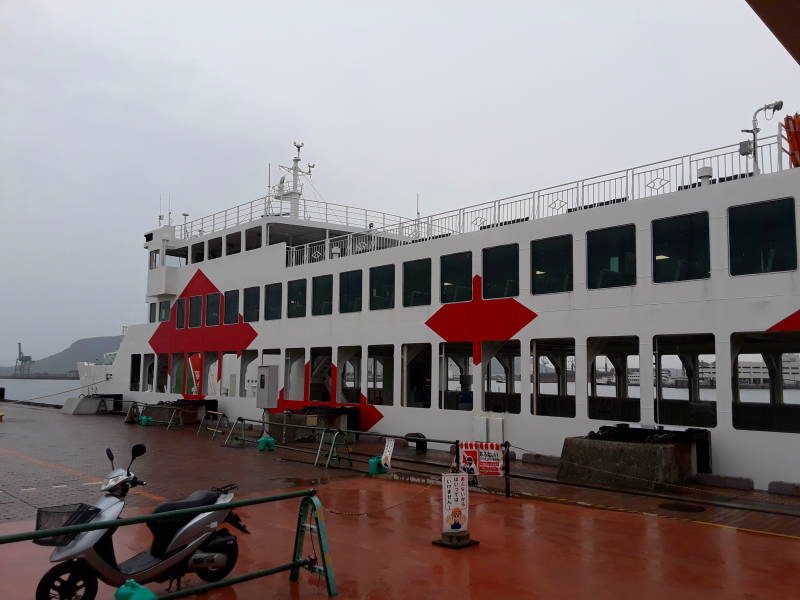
2, 404, 800, 599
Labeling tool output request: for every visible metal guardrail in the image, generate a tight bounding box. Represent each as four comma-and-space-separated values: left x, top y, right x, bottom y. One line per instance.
286, 134, 788, 266
175, 193, 407, 240
0, 489, 338, 598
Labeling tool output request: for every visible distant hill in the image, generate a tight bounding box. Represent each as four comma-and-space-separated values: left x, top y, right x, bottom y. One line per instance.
0, 336, 122, 376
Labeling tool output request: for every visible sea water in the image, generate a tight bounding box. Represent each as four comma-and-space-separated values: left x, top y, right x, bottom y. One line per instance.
0, 378, 82, 406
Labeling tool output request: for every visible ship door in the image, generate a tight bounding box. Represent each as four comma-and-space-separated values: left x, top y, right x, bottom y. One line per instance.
256, 365, 279, 409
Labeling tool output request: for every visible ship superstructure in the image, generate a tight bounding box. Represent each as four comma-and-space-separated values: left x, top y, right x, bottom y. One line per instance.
82, 117, 800, 489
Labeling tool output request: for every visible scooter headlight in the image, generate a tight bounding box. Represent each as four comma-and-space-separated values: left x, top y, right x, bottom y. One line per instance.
102, 474, 127, 491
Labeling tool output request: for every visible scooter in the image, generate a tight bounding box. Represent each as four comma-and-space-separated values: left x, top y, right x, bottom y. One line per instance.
35, 444, 250, 600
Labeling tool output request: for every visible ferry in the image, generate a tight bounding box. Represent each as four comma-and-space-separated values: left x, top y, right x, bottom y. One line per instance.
81, 112, 800, 490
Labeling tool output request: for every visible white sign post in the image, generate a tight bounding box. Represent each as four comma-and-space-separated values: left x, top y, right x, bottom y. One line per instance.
381, 438, 395, 470
432, 473, 479, 549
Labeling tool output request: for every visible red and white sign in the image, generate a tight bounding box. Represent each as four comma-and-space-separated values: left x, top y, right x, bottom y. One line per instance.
458, 441, 505, 476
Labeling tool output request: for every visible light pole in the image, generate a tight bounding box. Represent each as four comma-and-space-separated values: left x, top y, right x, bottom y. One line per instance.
742, 100, 783, 176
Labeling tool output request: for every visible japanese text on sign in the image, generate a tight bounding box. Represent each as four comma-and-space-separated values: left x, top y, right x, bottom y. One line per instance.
442, 473, 469, 533
458, 441, 505, 476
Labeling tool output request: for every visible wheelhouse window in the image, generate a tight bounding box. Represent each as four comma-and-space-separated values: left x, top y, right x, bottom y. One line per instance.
224, 290, 239, 324
175, 299, 185, 329
312, 275, 333, 316
483, 244, 518, 298
245, 226, 262, 251
339, 270, 362, 313
208, 237, 222, 260
148, 303, 156, 323
191, 242, 204, 264
188, 296, 202, 328
165, 246, 188, 267
287, 279, 307, 318
403, 259, 431, 306
370, 264, 395, 310
265, 283, 282, 320
531, 235, 573, 294
148, 250, 160, 270
226, 231, 241, 255
587, 224, 636, 289
243, 286, 260, 322
441, 251, 472, 303
206, 293, 220, 326
653, 212, 710, 283
158, 300, 170, 322
729, 197, 796, 276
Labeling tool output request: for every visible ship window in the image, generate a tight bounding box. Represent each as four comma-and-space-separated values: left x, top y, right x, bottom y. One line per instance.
339, 270, 362, 313
483, 244, 519, 298
531, 338, 576, 417
309, 347, 333, 402
148, 249, 160, 270
165, 246, 188, 267
243, 286, 260, 322
729, 197, 796, 276
148, 303, 157, 323
130, 354, 141, 392
403, 258, 431, 307
402, 343, 431, 408
158, 300, 170, 322
226, 231, 241, 255
587, 336, 640, 422
653, 334, 716, 428
191, 242, 204, 264
440, 342, 473, 411
287, 279, 307, 318
441, 251, 472, 303
265, 283, 282, 320
188, 296, 202, 328
206, 293, 220, 326
652, 212, 710, 283
587, 224, 636, 289
156, 354, 168, 392
531, 235, 573, 295
175, 298, 185, 329
338, 346, 362, 403
284, 348, 305, 401
483, 340, 521, 413
245, 226, 262, 251
370, 264, 395, 310
224, 290, 239, 324
368, 345, 394, 405
312, 275, 333, 316
208, 237, 222, 260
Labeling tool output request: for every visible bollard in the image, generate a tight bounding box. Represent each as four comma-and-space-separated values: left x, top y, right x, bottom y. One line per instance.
368, 457, 388, 475
258, 436, 276, 451
115, 579, 157, 600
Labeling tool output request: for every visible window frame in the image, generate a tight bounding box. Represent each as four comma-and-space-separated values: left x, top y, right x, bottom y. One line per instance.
403, 258, 432, 307
188, 295, 203, 328
287, 279, 307, 318
175, 298, 185, 329
339, 269, 363, 314
369, 264, 395, 310
440, 251, 472, 304
531, 234, 573, 295
205, 292, 221, 326
265, 283, 282, 320
651, 211, 710, 284
312, 274, 334, 316
224, 289, 239, 325
482, 243, 519, 299
586, 223, 637, 290
728, 197, 797, 277
243, 286, 260, 323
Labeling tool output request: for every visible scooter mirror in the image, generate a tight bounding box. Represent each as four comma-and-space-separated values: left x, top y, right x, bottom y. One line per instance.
105, 448, 115, 468
131, 444, 147, 459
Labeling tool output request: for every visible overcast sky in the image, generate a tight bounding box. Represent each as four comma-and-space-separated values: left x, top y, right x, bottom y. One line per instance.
1, 1, 798, 365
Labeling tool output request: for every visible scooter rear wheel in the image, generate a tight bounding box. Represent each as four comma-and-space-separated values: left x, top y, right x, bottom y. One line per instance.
196, 537, 238, 582
36, 559, 98, 600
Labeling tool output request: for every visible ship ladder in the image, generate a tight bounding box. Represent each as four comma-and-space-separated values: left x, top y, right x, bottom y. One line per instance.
314, 429, 353, 469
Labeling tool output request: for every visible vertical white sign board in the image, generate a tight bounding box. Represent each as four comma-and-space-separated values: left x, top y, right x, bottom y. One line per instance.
441, 473, 469, 534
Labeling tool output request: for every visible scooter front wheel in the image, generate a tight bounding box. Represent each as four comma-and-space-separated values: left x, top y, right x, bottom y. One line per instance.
36, 559, 98, 600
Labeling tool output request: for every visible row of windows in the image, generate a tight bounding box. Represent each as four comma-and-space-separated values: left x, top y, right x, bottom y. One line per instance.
148, 197, 797, 322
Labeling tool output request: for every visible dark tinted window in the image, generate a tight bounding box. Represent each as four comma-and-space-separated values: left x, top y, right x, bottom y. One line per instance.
441, 251, 472, 303
224, 290, 239, 324
245, 226, 262, 251
175, 298, 185, 329
652, 212, 710, 283
531, 235, 573, 294
339, 270, 362, 313
370, 264, 395, 310
188, 296, 202, 327
158, 300, 170, 322
191, 242, 204, 264
208, 237, 222, 260
243, 286, 259, 322
206, 293, 220, 326
149, 303, 156, 323
226, 231, 241, 255
312, 275, 333, 316
483, 244, 519, 298
587, 224, 636, 289
403, 259, 431, 306
729, 198, 796, 276
265, 283, 282, 320
287, 279, 307, 318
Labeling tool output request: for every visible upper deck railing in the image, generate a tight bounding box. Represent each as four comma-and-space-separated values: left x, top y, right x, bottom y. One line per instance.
175, 194, 407, 240
286, 133, 791, 267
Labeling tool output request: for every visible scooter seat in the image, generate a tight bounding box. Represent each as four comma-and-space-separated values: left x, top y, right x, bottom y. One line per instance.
147, 490, 219, 557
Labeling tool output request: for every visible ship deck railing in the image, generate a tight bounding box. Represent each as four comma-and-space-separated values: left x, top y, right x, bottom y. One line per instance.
285, 131, 791, 267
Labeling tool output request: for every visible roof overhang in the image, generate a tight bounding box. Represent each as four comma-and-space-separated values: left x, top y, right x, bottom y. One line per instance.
746, 0, 800, 66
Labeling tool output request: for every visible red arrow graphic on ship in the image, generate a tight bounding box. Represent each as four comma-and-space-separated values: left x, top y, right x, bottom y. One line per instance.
425, 275, 537, 364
